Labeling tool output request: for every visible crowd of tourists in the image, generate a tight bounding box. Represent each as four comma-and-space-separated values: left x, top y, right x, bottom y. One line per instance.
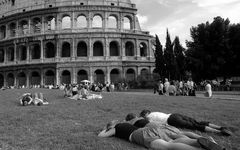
153, 78, 214, 98
98, 109, 232, 150
153, 78, 197, 96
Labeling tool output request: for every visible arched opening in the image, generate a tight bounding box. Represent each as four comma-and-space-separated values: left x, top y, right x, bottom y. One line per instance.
92, 15, 103, 28
19, 20, 28, 35
126, 69, 136, 81
45, 42, 55, 58
61, 70, 71, 84
108, 16, 117, 28
93, 41, 103, 56
140, 42, 147, 57
31, 44, 41, 59
123, 17, 131, 30
61, 42, 71, 57
7, 73, 14, 87
62, 15, 71, 29
94, 70, 104, 83
9, 23, 16, 37
77, 70, 88, 83
32, 17, 41, 33
0, 49, 4, 63
110, 69, 120, 83
18, 45, 27, 61
110, 41, 119, 56
77, 15, 87, 28
0, 25, 6, 39
141, 69, 149, 79
125, 41, 134, 56
0, 74, 3, 88
18, 72, 26, 87
77, 41, 87, 57
31, 71, 40, 86
7, 47, 14, 61
45, 70, 55, 85
46, 16, 55, 30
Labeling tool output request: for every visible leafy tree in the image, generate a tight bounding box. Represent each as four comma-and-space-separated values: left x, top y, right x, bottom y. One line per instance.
154, 35, 165, 79
186, 16, 234, 81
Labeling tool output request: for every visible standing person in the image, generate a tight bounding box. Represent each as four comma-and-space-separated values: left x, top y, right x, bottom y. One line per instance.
164, 78, 170, 96
140, 110, 232, 136
205, 81, 212, 98
98, 120, 225, 150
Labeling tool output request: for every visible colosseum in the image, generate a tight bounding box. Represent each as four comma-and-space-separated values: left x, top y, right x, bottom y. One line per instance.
0, 0, 155, 88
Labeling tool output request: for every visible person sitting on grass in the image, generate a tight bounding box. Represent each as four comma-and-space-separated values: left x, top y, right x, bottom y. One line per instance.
139, 109, 232, 136
98, 120, 225, 150
204, 81, 212, 98
168, 81, 177, 96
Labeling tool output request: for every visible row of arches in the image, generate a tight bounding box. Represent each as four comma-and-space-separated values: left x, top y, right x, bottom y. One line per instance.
0, 68, 150, 87
0, 14, 133, 39
0, 41, 148, 62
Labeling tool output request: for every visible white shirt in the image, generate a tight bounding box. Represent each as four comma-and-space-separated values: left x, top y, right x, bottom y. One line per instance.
147, 112, 171, 124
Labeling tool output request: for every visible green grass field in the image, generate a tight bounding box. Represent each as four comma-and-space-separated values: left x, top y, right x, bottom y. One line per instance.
0, 89, 239, 150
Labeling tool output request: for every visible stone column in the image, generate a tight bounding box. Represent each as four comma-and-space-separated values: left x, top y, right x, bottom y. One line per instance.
40, 39, 44, 62
3, 72, 7, 87
41, 16, 45, 34
5, 25, 8, 39
72, 12, 75, 29
16, 20, 19, 37
4, 48, 7, 64
56, 39, 60, 60
26, 44, 30, 63
56, 68, 60, 86
88, 38, 92, 59
14, 42, 17, 63
71, 38, 75, 60
121, 40, 126, 60
135, 39, 140, 59
105, 37, 109, 60
28, 18, 31, 35
40, 69, 44, 86
89, 67, 93, 83
148, 39, 153, 60
26, 71, 30, 88
106, 67, 110, 84
14, 71, 17, 87
72, 67, 76, 84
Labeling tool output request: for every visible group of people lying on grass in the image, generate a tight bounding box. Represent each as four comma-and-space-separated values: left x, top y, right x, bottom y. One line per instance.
98, 109, 232, 150
64, 84, 102, 100
19, 92, 49, 106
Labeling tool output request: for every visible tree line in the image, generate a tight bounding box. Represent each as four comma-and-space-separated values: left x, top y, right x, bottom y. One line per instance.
154, 16, 240, 82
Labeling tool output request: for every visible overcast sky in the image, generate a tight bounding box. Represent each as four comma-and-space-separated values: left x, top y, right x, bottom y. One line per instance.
132, 0, 240, 47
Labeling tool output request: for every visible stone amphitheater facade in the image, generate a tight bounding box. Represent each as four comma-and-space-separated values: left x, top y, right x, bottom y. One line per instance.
0, 0, 155, 87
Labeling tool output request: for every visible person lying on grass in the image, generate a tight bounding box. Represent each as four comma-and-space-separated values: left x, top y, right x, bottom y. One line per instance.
139, 109, 232, 136
98, 120, 225, 150
19, 92, 49, 106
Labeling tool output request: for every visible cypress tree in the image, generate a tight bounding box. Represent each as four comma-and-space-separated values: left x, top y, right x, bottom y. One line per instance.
154, 35, 165, 79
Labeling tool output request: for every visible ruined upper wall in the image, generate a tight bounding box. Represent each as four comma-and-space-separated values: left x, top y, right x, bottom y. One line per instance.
0, 0, 135, 18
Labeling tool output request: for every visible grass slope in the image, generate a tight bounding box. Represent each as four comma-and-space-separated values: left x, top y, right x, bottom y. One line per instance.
0, 89, 239, 150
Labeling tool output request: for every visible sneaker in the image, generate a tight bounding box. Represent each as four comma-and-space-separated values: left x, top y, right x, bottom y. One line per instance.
221, 128, 232, 136
197, 137, 225, 150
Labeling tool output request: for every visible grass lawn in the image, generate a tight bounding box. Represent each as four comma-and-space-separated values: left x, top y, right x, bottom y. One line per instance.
0, 88, 239, 150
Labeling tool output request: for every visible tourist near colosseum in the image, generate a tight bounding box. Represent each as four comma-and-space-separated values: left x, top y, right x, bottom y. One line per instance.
0, 0, 155, 88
